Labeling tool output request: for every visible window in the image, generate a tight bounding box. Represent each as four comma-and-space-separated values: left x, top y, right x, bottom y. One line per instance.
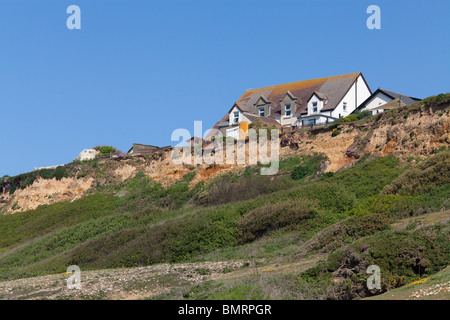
285, 104, 291, 116
312, 102, 318, 113
259, 108, 265, 116
343, 102, 347, 111
233, 111, 239, 123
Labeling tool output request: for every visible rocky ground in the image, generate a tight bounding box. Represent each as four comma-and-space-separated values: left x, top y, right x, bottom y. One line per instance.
0, 260, 248, 300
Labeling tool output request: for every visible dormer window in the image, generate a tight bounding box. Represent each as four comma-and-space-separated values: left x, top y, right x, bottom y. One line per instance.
285, 104, 291, 116
259, 108, 265, 116
233, 111, 239, 123
312, 102, 318, 113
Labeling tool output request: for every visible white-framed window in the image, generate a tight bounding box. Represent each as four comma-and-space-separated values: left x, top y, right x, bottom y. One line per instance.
343, 102, 347, 111
259, 108, 265, 116
312, 102, 318, 113
233, 111, 239, 123
285, 104, 291, 116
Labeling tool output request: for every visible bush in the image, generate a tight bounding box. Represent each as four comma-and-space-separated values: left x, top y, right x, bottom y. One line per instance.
305, 214, 390, 254
195, 174, 291, 207
331, 128, 341, 137
236, 200, 317, 243
342, 114, 358, 123
355, 110, 372, 120
383, 151, 450, 195
421, 93, 450, 107
291, 166, 311, 180
93, 146, 120, 154
330, 155, 401, 199
290, 154, 327, 180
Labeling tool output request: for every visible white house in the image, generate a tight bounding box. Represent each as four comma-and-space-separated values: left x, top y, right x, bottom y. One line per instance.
355, 88, 421, 115
209, 72, 372, 138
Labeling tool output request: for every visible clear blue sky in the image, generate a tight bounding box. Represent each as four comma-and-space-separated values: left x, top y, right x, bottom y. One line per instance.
1, 0, 449, 176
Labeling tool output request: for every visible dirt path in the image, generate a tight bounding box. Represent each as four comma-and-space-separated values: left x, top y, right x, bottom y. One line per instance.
0, 254, 324, 300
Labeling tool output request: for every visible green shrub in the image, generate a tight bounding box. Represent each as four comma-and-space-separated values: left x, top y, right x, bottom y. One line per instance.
236, 200, 317, 243
421, 93, 450, 107
383, 151, 450, 195
195, 174, 292, 207
94, 146, 120, 154
331, 128, 341, 137
328, 122, 341, 130
53, 166, 66, 180
355, 110, 372, 120
329, 155, 401, 199
342, 114, 358, 123
290, 154, 327, 180
306, 214, 390, 253
291, 166, 311, 180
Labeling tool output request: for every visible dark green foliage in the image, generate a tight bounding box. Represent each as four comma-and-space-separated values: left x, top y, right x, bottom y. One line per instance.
195, 174, 292, 207
93, 145, 120, 154
321, 172, 334, 178
342, 114, 358, 123
236, 200, 318, 243
306, 214, 391, 253
299, 220, 450, 299
329, 155, 401, 199
421, 93, 450, 107
291, 166, 311, 180
331, 128, 341, 137
328, 122, 341, 130
383, 151, 450, 195
354, 110, 372, 120
290, 154, 327, 180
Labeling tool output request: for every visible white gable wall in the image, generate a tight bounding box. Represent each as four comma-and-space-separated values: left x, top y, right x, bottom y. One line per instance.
229, 106, 243, 125
330, 75, 371, 119
307, 94, 323, 115
360, 92, 392, 115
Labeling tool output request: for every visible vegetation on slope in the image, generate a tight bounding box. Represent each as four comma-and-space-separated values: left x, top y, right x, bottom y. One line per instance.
0, 148, 448, 301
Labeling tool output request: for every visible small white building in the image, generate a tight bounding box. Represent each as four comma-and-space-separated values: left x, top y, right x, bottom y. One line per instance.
76, 149, 99, 161
356, 88, 421, 115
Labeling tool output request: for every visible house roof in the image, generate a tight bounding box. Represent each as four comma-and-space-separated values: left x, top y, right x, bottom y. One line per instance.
357, 88, 421, 110
127, 143, 161, 154
236, 72, 363, 115
208, 72, 367, 137
372, 97, 407, 110
243, 113, 282, 128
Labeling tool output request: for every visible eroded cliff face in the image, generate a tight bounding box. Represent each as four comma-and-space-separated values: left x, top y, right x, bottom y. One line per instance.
1, 101, 449, 214
280, 102, 450, 172
0, 154, 238, 214
0, 177, 95, 213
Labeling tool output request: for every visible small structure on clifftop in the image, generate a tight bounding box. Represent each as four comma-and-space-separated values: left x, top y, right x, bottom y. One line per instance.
76, 149, 100, 161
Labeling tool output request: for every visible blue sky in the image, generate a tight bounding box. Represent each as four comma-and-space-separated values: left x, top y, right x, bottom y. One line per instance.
0, 0, 449, 176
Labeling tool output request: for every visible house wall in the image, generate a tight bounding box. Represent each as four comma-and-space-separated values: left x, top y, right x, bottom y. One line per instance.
307, 94, 323, 115
300, 115, 330, 126
280, 94, 296, 116
228, 106, 243, 125
254, 98, 271, 117
330, 75, 371, 119
280, 116, 297, 126
361, 92, 392, 114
